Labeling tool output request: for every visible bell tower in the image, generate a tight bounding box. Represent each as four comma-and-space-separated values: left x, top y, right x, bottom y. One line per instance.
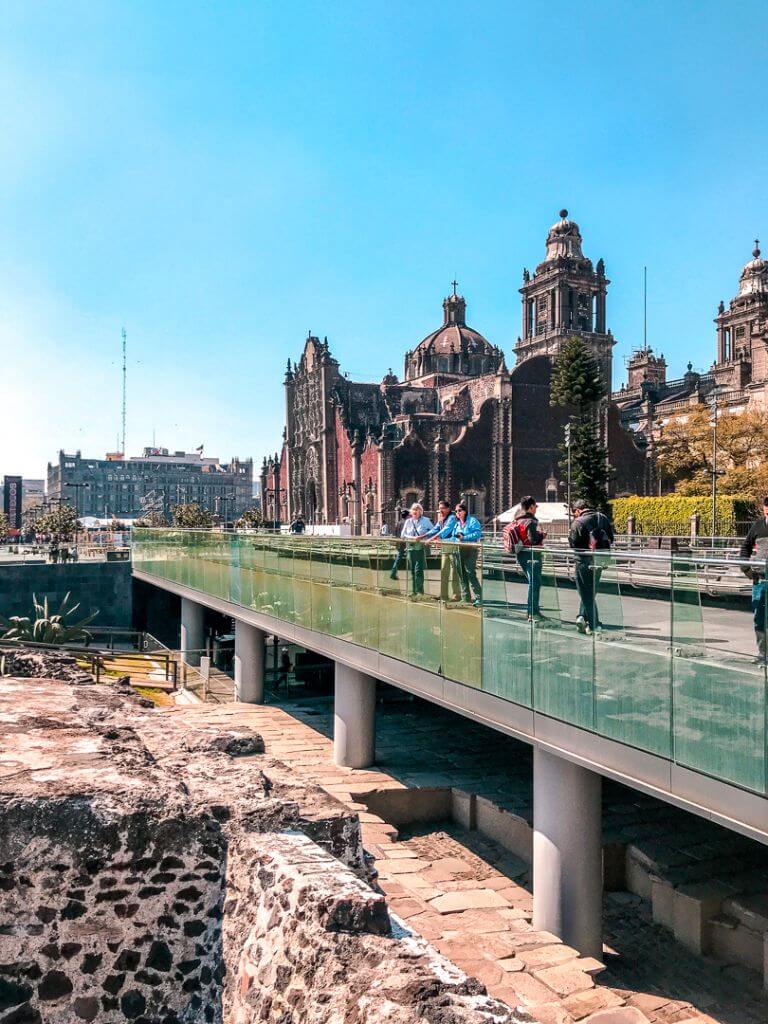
515, 210, 614, 388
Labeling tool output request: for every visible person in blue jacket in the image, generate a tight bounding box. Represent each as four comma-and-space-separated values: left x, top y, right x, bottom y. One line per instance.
442, 502, 483, 605
420, 499, 460, 601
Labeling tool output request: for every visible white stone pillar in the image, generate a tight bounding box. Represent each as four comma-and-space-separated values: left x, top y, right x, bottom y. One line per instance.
533, 747, 603, 960
180, 597, 205, 667
234, 620, 265, 704
333, 663, 376, 768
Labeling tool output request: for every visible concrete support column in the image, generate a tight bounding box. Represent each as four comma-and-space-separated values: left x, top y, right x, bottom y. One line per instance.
333, 663, 376, 768
180, 597, 205, 667
234, 620, 265, 704
533, 747, 603, 960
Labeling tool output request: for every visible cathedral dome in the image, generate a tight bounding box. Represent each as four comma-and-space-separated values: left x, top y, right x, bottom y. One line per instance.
739, 240, 768, 296
404, 285, 500, 381
544, 209, 585, 260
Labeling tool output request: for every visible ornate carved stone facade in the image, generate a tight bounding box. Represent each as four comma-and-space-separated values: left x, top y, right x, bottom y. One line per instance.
262, 211, 647, 527
613, 239, 768, 491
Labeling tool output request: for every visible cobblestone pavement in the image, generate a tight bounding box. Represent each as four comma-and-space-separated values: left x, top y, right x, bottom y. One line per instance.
171, 694, 767, 1024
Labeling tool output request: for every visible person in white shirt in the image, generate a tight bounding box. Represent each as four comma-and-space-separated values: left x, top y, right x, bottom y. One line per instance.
399, 502, 433, 594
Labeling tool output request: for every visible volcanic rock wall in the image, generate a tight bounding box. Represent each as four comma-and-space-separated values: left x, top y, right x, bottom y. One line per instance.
0, 672, 525, 1024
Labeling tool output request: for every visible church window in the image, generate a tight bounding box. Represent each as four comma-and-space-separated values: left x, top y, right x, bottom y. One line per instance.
526, 299, 534, 337
723, 328, 731, 361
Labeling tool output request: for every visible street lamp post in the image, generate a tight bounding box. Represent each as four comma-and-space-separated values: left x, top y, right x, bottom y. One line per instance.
709, 386, 726, 540
564, 423, 572, 525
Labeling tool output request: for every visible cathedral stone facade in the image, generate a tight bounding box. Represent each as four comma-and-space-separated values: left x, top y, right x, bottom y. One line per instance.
613, 239, 768, 490
260, 211, 649, 528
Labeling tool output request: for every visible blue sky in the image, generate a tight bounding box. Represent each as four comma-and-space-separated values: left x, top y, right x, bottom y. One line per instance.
1, 1, 766, 478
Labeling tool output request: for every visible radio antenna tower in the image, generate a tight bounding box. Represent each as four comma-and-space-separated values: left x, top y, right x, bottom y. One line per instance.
643, 266, 648, 352
121, 327, 127, 456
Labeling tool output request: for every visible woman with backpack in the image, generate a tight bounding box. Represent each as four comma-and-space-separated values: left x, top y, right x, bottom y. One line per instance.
568, 498, 614, 634
502, 496, 546, 621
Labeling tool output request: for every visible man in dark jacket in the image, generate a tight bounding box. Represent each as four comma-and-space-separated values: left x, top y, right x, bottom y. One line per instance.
504, 496, 546, 620
740, 497, 768, 660
569, 499, 614, 634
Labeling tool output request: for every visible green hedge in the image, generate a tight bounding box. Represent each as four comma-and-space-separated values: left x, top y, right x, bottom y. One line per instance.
610, 495, 756, 537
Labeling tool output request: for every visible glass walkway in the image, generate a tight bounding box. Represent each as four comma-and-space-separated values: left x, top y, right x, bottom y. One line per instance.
132, 530, 768, 798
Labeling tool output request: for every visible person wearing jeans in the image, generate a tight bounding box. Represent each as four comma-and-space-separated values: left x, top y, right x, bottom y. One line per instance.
740, 497, 768, 660
506, 496, 545, 621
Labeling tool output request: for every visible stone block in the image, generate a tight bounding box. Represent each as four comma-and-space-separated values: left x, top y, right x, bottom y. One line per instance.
722, 892, 768, 933
475, 796, 533, 861
429, 889, 510, 914
708, 914, 764, 973
651, 878, 676, 930
672, 881, 732, 955
562, 988, 626, 1021
533, 962, 595, 997
624, 850, 652, 901
451, 788, 477, 829
582, 1009, 649, 1024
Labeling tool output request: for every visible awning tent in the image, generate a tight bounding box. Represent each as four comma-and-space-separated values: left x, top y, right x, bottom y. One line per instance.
496, 502, 569, 525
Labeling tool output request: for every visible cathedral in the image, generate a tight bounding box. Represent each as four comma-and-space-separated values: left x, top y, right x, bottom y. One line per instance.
260, 211, 655, 529
613, 240, 768, 463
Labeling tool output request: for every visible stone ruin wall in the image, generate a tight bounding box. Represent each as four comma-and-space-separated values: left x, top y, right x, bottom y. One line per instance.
0, 660, 526, 1024
1, 800, 225, 1023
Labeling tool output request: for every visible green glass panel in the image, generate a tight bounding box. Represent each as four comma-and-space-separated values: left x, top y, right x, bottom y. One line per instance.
379, 592, 407, 659
673, 656, 765, 791
277, 541, 294, 585
378, 539, 407, 595
352, 544, 380, 649
311, 581, 332, 633
293, 576, 313, 626
481, 550, 532, 705
442, 603, 481, 686
592, 553, 671, 757
671, 557, 766, 792
238, 567, 254, 609
532, 552, 594, 729
406, 595, 442, 672
293, 540, 312, 580
352, 586, 379, 649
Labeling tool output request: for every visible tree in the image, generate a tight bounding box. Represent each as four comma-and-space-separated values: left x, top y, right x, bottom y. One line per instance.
37, 503, 79, 540
171, 503, 213, 528
0, 592, 98, 645
135, 509, 169, 528
235, 506, 263, 530
550, 337, 610, 511
657, 406, 768, 498
0, 511, 8, 538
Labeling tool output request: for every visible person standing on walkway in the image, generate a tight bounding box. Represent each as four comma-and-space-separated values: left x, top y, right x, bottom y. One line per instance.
420, 500, 460, 601
388, 509, 412, 581
503, 496, 545, 621
399, 502, 433, 595
442, 502, 483, 605
740, 497, 768, 660
568, 498, 614, 634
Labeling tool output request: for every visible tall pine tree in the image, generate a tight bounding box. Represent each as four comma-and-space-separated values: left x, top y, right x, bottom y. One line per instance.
550, 337, 611, 512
